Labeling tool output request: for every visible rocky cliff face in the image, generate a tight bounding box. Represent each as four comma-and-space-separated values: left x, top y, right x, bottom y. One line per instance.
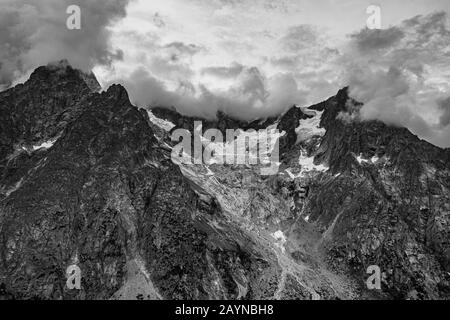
305, 88, 450, 299
0, 63, 448, 300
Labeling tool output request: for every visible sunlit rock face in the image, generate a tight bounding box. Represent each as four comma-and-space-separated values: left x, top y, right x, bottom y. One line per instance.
0, 63, 449, 300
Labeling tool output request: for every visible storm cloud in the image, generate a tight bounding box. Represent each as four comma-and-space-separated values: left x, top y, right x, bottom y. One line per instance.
0, 0, 130, 88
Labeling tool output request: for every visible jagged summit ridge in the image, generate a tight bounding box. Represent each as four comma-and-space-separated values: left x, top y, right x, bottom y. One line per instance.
29, 59, 102, 93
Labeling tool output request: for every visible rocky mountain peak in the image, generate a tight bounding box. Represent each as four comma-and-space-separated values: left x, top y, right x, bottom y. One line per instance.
29, 60, 102, 93
105, 83, 131, 103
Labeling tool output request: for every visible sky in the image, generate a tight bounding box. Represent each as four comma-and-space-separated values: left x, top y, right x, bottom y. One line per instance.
1, 0, 450, 147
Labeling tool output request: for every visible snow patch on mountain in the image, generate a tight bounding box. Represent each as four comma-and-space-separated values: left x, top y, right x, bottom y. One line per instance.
201, 125, 285, 166
147, 110, 176, 132
355, 154, 379, 165
32, 138, 58, 151
4, 178, 24, 197
298, 151, 328, 175
271, 230, 287, 253
295, 108, 325, 143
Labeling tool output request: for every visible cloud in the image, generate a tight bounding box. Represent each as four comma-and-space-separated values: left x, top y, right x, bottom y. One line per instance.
268, 24, 340, 110
349, 27, 405, 52
97, 1, 336, 124
201, 62, 244, 79
153, 12, 166, 28
162, 42, 204, 60
112, 65, 306, 121
280, 25, 320, 52
146, 41, 204, 81
0, 0, 129, 87
438, 97, 450, 127
342, 11, 450, 148
102, 18, 312, 122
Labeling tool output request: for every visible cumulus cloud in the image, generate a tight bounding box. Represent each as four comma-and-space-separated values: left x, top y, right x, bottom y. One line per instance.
342, 11, 450, 147
0, 0, 129, 87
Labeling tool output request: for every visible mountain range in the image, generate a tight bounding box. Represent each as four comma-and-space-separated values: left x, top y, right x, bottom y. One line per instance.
0, 62, 449, 300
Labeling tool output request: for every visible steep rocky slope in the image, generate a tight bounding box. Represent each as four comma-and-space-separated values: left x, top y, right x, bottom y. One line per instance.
0, 63, 343, 300
150, 89, 450, 300
305, 89, 450, 299
0, 63, 448, 300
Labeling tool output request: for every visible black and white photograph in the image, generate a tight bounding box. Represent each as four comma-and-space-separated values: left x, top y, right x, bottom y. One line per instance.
0, 0, 449, 310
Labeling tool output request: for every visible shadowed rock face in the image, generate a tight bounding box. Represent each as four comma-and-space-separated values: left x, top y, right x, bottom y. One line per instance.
0, 63, 449, 300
